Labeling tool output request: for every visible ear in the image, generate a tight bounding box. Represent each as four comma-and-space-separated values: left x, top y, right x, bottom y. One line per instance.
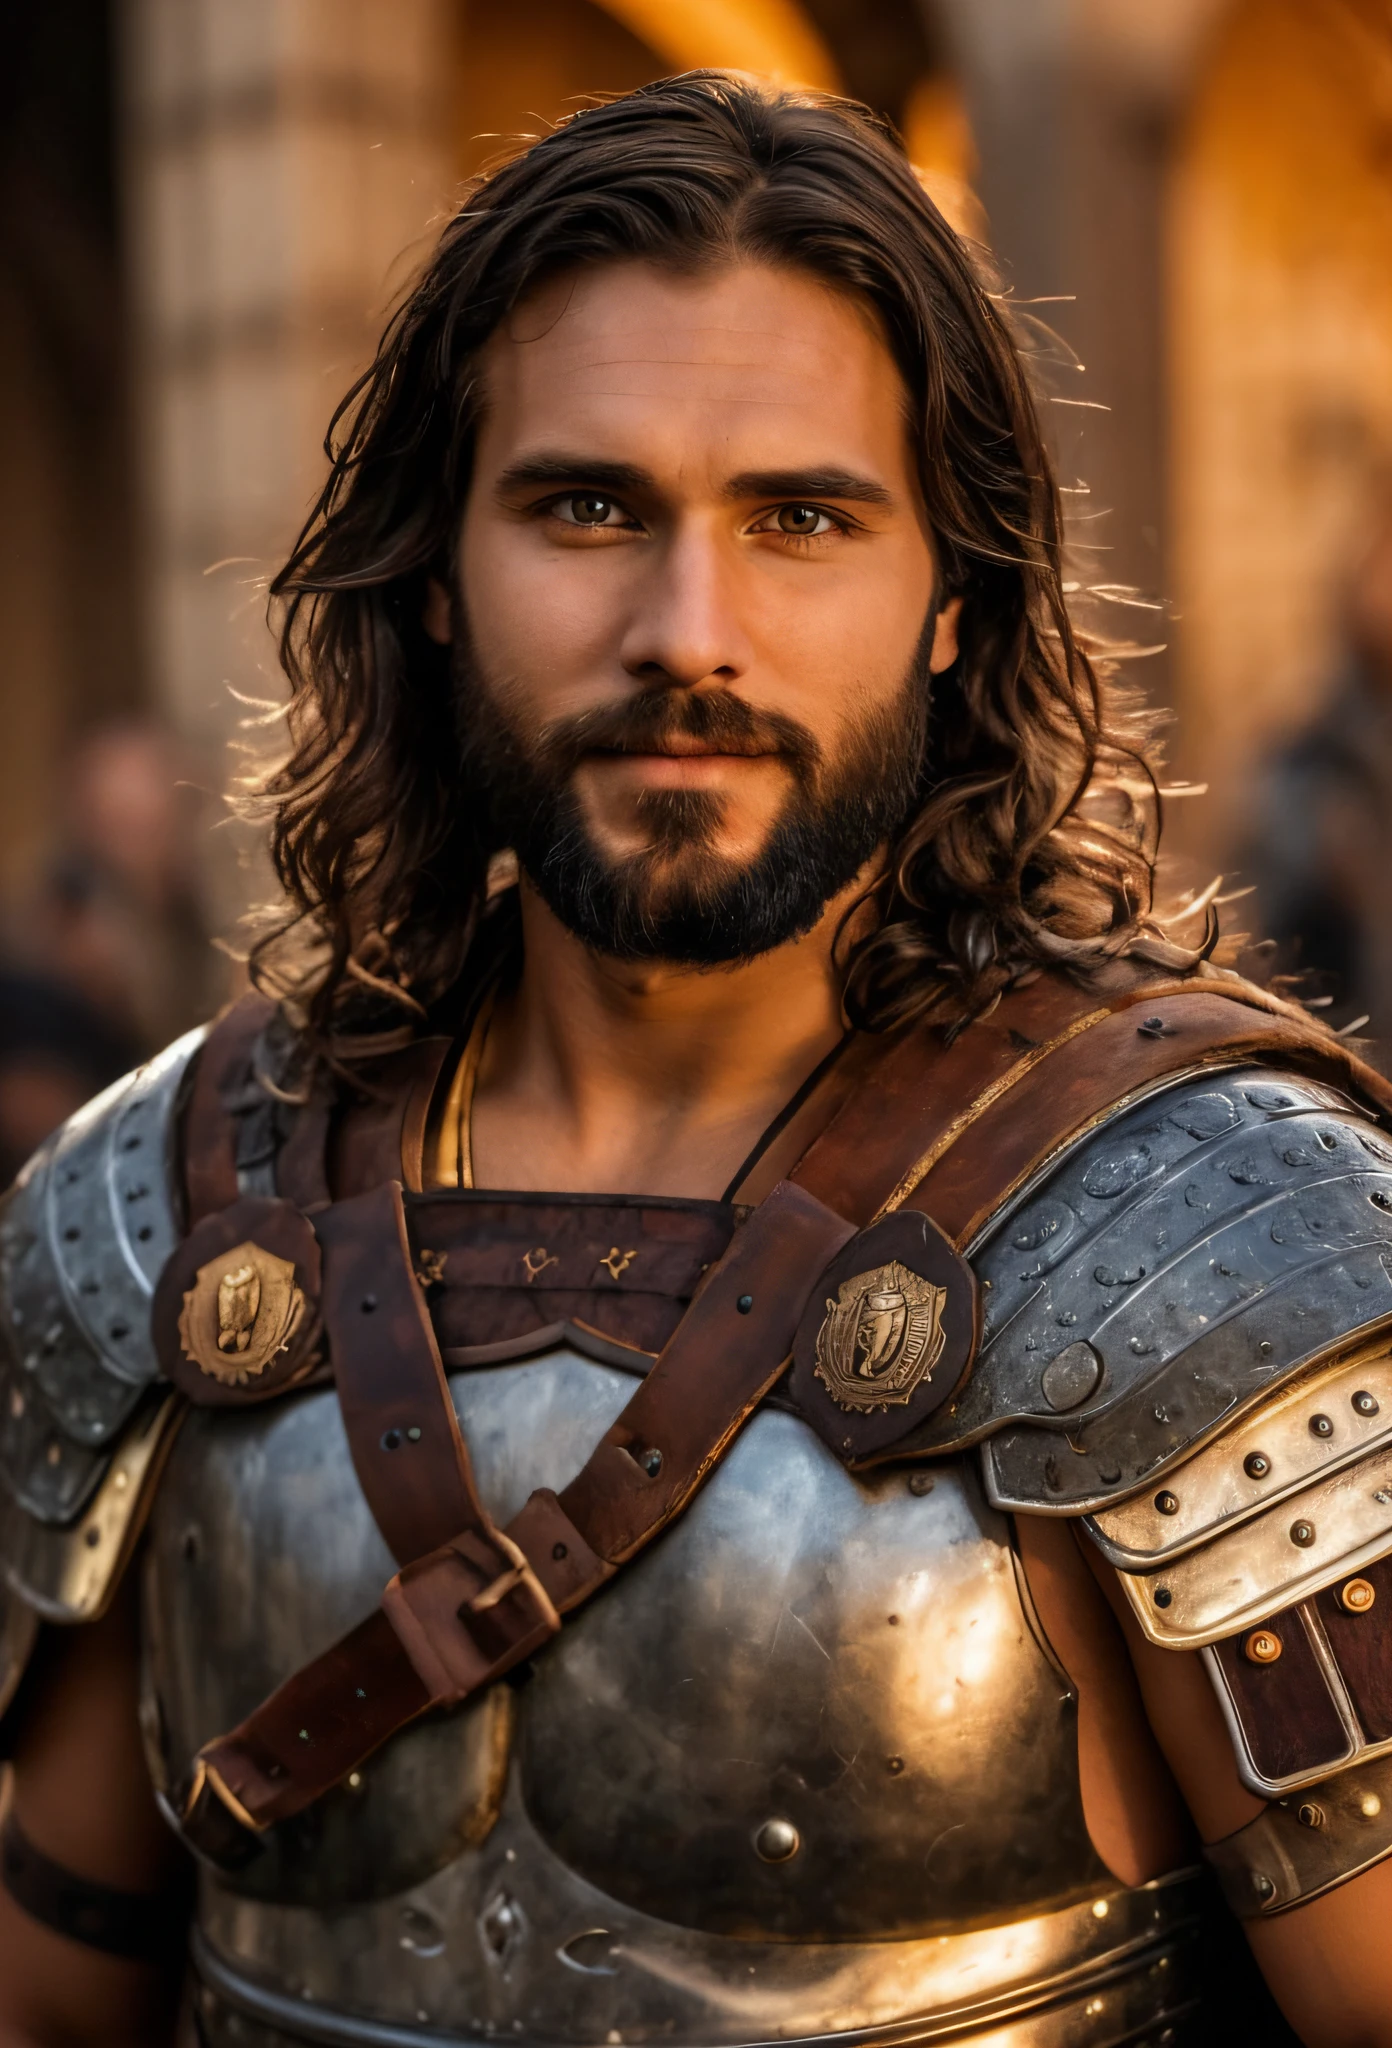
422, 576, 452, 646
928, 595, 963, 675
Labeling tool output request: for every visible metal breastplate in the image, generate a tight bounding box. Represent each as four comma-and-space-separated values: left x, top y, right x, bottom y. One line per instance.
144, 1349, 1204, 2047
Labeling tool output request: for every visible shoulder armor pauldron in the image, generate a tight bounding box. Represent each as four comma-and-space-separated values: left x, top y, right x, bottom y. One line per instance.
963, 1062, 1392, 1513
0, 1029, 202, 1618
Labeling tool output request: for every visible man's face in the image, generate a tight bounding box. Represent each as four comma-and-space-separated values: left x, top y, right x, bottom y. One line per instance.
441, 258, 958, 960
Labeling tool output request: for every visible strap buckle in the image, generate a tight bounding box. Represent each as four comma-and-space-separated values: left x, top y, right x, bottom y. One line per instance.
382, 1525, 560, 1704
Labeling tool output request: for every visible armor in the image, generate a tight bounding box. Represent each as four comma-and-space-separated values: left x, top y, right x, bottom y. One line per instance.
6, 992, 1392, 2043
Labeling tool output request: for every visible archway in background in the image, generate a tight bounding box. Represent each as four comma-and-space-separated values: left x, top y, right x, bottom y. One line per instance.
1168, 0, 1392, 863
455, 0, 977, 227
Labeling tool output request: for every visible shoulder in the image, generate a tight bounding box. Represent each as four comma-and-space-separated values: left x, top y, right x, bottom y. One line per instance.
0, 1025, 204, 1623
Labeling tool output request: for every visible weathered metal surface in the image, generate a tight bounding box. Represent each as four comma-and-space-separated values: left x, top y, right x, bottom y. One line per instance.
1207, 1748, 1392, 1917
949, 1066, 1392, 1513
1088, 1346, 1392, 1570
0, 1030, 201, 1523
136, 1345, 1210, 2043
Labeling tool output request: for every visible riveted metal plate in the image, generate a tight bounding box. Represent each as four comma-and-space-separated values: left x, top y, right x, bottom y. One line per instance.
1206, 1748, 1392, 1916
944, 1066, 1392, 1512
0, 1030, 200, 1524
1088, 1345, 1392, 1569
2, 1391, 182, 1621
1113, 1439, 1392, 1648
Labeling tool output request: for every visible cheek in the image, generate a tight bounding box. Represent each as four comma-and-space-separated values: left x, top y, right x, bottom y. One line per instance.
458, 514, 626, 710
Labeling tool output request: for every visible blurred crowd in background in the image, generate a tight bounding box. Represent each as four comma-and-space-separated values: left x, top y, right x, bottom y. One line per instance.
0, 0, 1389, 1175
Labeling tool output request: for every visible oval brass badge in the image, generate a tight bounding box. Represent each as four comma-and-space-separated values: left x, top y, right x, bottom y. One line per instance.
814, 1259, 946, 1413
178, 1241, 306, 1387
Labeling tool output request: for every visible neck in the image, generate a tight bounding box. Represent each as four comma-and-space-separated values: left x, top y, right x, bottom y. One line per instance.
468, 876, 866, 1199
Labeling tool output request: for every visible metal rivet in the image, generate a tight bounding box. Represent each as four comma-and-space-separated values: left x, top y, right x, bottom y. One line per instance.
1290, 1520, 1316, 1547
1154, 1490, 1180, 1516
641, 1447, 662, 1477
753, 1818, 799, 1862
907, 1471, 935, 1497
1258, 1341, 1273, 1357
406, 1426, 422, 1442
84, 1526, 100, 1548
347, 1771, 363, 1790
1353, 1390, 1380, 1417
298, 1728, 310, 1742
552, 1542, 568, 1561
1091, 1899, 1109, 1919
381, 1429, 402, 1451
1297, 1802, 1324, 1829
886, 1755, 905, 1775
1309, 1413, 1334, 1439
1040, 1339, 1103, 1412
1244, 1629, 1282, 1664
736, 1294, 754, 1314
1361, 1792, 1383, 1818
1154, 1587, 1173, 1608
1252, 1873, 1276, 1900
1137, 1016, 1168, 1037
361, 1294, 377, 1313
887, 1612, 900, 1625
1244, 1452, 1271, 1480
1340, 1577, 1377, 1614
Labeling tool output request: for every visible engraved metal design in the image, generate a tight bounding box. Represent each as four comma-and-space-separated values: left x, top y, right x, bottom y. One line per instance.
813, 1261, 945, 1413
599, 1246, 636, 1280
415, 1249, 447, 1289
521, 1247, 557, 1284
177, 1243, 305, 1387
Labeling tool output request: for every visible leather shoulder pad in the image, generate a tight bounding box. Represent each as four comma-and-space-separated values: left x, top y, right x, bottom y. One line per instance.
0, 1028, 203, 1530
965, 1063, 1392, 1513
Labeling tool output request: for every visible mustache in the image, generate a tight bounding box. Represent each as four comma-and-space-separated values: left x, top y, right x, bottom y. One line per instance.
533, 689, 822, 780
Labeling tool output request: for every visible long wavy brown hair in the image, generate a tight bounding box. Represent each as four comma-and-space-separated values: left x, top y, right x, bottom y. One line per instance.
251, 71, 1202, 1048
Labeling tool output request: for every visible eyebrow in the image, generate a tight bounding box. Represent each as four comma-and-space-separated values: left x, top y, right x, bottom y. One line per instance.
493, 452, 895, 508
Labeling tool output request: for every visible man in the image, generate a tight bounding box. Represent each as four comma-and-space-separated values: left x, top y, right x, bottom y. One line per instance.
1, 74, 1390, 2048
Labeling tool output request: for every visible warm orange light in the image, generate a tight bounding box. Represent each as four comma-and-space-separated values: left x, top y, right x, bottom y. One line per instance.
593, 0, 840, 91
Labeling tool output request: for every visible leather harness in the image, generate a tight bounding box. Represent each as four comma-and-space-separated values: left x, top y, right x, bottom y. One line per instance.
164, 970, 1392, 1859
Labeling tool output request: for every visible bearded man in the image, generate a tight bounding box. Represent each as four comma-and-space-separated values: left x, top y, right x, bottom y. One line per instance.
2, 74, 1391, 2048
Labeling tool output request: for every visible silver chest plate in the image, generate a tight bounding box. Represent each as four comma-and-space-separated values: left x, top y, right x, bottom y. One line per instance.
144, 1351, 1195, 2045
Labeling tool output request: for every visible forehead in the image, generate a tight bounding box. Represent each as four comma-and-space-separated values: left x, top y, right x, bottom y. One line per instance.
476, 258, 912, 480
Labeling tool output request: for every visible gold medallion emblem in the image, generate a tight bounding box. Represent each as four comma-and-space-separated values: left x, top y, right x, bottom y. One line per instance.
177, 1241, 306, 1387
813, 1260, 947, 1413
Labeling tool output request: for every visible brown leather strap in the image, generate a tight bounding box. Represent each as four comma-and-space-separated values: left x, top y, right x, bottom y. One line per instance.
185, 970, 1385, 1846
318, 1182, 492, 1565
902, 989, 1391, 1249
182, 995, 276, 1224
189, 1180, 853, 1837
330, 1037, 456, 1199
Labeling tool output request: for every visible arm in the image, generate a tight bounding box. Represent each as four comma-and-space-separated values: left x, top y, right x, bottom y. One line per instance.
0, 1578, 189, 2048
1085, 1536, 1392, 2048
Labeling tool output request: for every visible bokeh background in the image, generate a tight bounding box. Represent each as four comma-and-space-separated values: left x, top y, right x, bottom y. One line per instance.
1, 0, 1390, 1165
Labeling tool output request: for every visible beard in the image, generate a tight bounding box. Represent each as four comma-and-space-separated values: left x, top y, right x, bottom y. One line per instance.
452, 618, 934, 967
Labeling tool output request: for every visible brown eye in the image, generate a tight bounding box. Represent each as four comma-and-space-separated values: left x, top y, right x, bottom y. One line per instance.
568, 495, 613, 525
776, 505, 824, 534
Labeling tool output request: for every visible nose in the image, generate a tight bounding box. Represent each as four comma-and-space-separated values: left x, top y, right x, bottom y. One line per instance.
617, 519, 755, 690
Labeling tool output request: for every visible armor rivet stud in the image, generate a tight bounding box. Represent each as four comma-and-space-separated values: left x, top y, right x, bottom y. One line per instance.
640, 1447, 662, 1477
1310, 1414, 1334, 1439
736, 1294, 754, 1314
552, 1542, 568, 1561
1091, 1899, 1109, 1919
1244, 1629, 1282, 1664
1244, 1452, 1271, 1480
381, 1429, 402, 1451
361, 1294, 377, 1313
1297, 1803, 1324, 1829
1290, 1520, 1316, 1547
753, 1818, 800, 1862
298, 1728, 310, 1742
1258, 1341, 1273, 1357
1353, 1391, 1380, 1417
407, 1427, 421, 1442
1253, 1873, 1276, 1900
887, 1612, 900, 1625
1154, 1587, 1173, 1608
1340, 1578, 1377, 1614
886, 1756, 905, 1775
84, 1526, 100, 1549
1154, 1490, 1180, 1516
1361, 1793, 1382, 1818
908, 1472, 935, 1497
